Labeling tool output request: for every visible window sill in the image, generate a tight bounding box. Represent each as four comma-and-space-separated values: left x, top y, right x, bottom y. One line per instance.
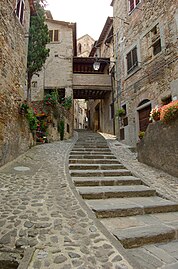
125, 66, 141, 80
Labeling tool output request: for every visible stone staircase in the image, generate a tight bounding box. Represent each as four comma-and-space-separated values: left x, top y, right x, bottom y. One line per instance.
69, 130, 178, 268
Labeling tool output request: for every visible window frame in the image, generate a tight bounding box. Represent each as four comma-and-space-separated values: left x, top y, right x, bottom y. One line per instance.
126, 46, 138, 74
128, 0, 141, 13
16, 0, 25, 24
49, 30, 59, 42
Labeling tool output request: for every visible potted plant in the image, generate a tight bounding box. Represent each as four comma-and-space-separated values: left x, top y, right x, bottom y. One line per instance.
116, 108, 126, 118
138, 131, 145, 139
160, 100, 178, 123
149, 106, 161, 121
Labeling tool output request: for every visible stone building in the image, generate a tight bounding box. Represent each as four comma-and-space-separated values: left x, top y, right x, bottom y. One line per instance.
0, 0, 35, 166
77, 34, 95, 57
31, 12, 77, 139
87, 17, 115, 134
74, 99, 88, 129
73, 34, 93, 129
111, 0, 178, 146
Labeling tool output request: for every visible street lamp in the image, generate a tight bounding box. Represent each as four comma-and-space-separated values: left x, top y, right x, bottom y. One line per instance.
93, 57, 115, 71
93, 61, 101, 71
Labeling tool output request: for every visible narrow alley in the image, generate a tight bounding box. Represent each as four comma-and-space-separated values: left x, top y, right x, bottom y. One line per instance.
0, 130, 178, 268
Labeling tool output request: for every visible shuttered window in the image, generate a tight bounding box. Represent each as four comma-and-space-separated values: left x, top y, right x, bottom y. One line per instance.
126, 47, 138, 74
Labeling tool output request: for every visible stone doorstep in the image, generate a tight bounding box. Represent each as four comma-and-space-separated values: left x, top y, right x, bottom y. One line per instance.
70, 169, 132, 177
77, 185, 156, 199
85, 197, 178, 218
113, 224, 176, 249
69, 164, 126, 170
73, 176, 142, 186
69, 158, 120, 164
69, 155, 117, 159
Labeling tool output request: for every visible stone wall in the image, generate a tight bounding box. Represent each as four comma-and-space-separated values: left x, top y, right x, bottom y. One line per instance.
0, 0, 31, 167
112, 0, 178, 146
137, 118, 178, 177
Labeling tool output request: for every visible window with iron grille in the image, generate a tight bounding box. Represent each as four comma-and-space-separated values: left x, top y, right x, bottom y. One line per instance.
126, 47, 138, 74
16, 0, 25, 24
129, 0, 141, 12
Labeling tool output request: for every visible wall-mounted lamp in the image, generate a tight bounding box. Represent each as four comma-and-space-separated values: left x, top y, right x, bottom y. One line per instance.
93, 57, 115, 71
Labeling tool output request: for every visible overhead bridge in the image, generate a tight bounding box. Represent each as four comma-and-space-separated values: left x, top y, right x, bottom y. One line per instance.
73, 57, 112, 99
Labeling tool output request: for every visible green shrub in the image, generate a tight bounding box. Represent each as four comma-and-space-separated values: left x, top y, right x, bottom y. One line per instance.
58, 120, 65, 140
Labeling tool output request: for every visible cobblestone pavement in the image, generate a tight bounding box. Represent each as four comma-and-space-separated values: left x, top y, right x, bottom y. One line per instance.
0, 132, 134, 269
101, 133, 178, 203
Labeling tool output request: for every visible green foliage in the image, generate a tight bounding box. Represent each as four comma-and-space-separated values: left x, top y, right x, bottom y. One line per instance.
116, 108, 126, 117
43, 92, 58, 106
58, 120, 65, 140
19, 101, 29, 114
27, 1, 50, 100
26, 108, 38, 131
138, 131, 145, 139
62, 96, 72, 110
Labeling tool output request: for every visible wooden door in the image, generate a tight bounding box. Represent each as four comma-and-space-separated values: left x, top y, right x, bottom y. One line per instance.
138, 105, 151, 131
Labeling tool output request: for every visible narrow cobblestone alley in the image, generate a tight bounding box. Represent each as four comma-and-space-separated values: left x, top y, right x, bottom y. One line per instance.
0, 130, 178, 269
0, 131, 133, 269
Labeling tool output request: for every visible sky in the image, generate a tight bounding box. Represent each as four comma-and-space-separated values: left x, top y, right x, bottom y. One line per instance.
45, 0, 113, 40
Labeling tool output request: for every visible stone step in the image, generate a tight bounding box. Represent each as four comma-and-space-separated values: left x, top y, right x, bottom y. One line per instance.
73, 144, 108, 148
73, 176, 141, 186
71, 148, 111, 152
128, 240, 178, 269
113, 224, 176, 249
76, 185, 156, 199
70, 169, 132, 177
100, 212, 178, 249
69, 155, 117, 160
70, 151, 113, 155
69, 163, 125, 170
69, 159, 120, 164
85, 196, 178, 218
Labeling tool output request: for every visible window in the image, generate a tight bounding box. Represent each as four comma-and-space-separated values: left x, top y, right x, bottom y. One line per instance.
126, 47, 138, 74
16, 0, 25, 24
151, 25, 161, 56
129, 0, 141, 12
32, 81, 37, 87
54, 30, 59, 41
49, 30, 59, 42
153, 39, 161, 55
78, 43, 82, 54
